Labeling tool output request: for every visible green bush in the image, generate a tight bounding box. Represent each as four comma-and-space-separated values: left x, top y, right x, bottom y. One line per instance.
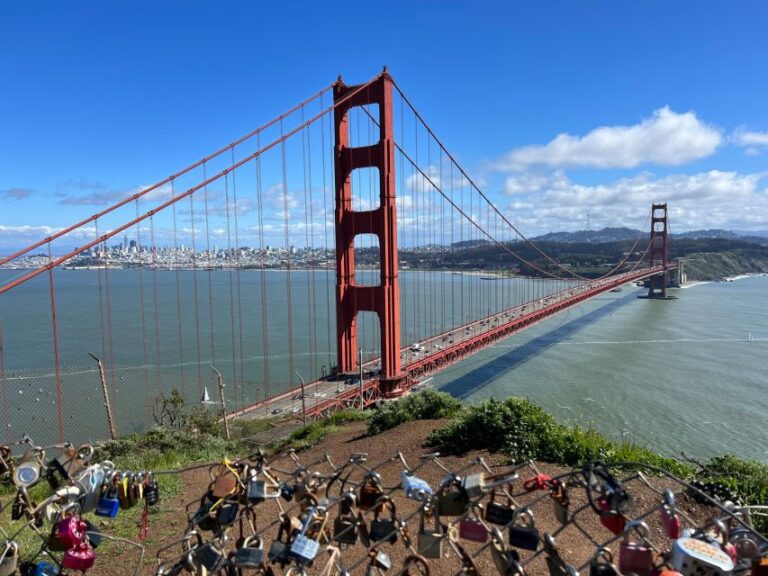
427, 396, 691, 475
366, 389, 463, 436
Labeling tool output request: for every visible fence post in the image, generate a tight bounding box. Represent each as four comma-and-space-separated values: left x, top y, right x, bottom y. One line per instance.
89, 352, 117, 440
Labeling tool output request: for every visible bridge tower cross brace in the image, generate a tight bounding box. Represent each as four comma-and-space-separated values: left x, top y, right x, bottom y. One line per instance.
648, 203, 669, 298
333, 72, 405, 396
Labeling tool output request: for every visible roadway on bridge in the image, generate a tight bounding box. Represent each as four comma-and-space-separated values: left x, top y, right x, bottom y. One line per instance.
230, 273, 650, 422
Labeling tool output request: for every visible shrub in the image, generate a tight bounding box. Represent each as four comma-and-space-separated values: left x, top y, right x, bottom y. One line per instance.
366, 389, 463, 436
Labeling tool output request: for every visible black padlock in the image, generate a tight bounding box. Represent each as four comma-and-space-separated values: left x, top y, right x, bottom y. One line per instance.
369, 496, 398, 544
145, 476, 159, 506
11, 493, 24, 520
279, 481, 294, 502
215, 501, 239, 528
191, 495, 216, 532
193, 541, 228, 573
485, 490, 515, 526
233, 535, 264, 568
508, 508, 539, 551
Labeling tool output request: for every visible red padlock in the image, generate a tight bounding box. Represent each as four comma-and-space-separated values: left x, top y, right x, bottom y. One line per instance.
599, 497, 627, 535
50, 515, 87, 551
459, 517, 488, 543
660, 490, 681, 539
63, 541, 96, 571
619, 521, 654, 576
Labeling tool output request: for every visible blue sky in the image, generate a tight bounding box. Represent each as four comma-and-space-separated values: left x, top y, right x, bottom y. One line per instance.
2, 1, 767, 252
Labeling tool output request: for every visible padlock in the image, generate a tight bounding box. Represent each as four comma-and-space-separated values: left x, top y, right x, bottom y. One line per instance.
145, 473, 160, 506
485, 489, 515, 526
95, 481, 120, 518
279, 481, 295, 502
215, 500, 239, 528
508, 508, 539, 551
62, 541, 96, 572
211, 460, 239, 499
76, 461, 112, 514
401, 470, 433, 500
268, 517, 291, 566
417, 507, 443, 559
599, 497, 627, 536
30, 561, 60, 576
118, 472, 138, 509
359, 474, 384, 511
436, 477, 469, 516
334, 494, 360, 545
619, 521, 654, 576
0, 541, 19, 576
401, 554, 431, 576
11, 492, 26, 520
463, 470, 519, 498
193, 539, 228, 573
671, 537, 734, 576
551, 479, 570, 525
543, 534, 579, 576
365, 549, 392, 576
729, 525, 763, 561
83, 519, 102, 549
290, 507, 322, 564
192, 494, 217, 532
13, 449, 44, 489
661, 490, 681, 539
369, 496, 398, 544
590, 548, 620, 576
50, 515, 87, 551
247, 472, 267, 503
490, 528, 525, 576
52, 443, 93, 482
0, 445, 11, 477
232, 535, 265, 569
459, 504, 488, 543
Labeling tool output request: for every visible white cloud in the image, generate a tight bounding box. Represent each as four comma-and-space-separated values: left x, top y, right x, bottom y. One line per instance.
732, 128, 768, 156
502, 170, 768, 234
495, 107, 722, 171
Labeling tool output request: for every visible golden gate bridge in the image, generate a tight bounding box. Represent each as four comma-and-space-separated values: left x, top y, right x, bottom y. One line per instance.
0, 69, 677, 441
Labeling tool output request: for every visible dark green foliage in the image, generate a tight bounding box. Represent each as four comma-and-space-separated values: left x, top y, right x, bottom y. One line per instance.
696, 454, 768, 533
366, 390, 463, 436
427, 396, 689, 475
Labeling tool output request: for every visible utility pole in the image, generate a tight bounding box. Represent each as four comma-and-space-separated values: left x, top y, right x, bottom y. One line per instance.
295, 370, 307, 425
359, 347, 364, 409
88, 352, 117, 440
210, 364, 230, 440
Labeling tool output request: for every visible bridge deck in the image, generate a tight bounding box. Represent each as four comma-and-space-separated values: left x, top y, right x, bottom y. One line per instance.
228, 265, 671, 421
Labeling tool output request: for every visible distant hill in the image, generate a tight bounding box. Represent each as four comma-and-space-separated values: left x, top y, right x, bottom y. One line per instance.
533, 227, 643, 243
531, 227, 768, 247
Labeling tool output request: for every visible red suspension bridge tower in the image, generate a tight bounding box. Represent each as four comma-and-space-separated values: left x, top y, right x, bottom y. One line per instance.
333, 70, 406, 397
647, 203, 670, 298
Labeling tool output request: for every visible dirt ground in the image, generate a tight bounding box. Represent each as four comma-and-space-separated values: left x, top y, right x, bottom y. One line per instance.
85, 419, 722, 576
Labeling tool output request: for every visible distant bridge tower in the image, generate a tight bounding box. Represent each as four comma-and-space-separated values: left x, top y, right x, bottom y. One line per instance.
647, 203, 669, 298
333, 70, 405, 397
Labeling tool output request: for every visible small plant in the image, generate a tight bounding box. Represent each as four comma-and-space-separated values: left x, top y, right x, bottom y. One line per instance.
366, 389, 463, 436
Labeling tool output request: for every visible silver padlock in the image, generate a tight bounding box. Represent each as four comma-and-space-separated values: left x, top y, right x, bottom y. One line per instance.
671, 538, 734, 576
0, 541, 19, 576
75, 461, 114, 514
290, 507, 322, 564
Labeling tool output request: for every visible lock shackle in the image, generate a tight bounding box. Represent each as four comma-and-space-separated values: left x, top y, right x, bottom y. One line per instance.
400, 553, 431, 576
0, 541, 18, 564
373, 495, 397, 519
513, 507, 535, 526
591, 546, 614, 564
622, 520, 651, 542
663, 489, 676, 509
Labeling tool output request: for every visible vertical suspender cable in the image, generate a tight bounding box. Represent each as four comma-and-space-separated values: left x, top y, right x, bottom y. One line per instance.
255, 133, 270, 411
171, 182, 186, 396
280, 120, 295, 394
47, 243, 65, 442
0, 323, 10, 442
224, 172, 238, 411
189, 194, 203, 398
150, 215, 163, 395
135, 201, 151, 421
230, 149, 246, 406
